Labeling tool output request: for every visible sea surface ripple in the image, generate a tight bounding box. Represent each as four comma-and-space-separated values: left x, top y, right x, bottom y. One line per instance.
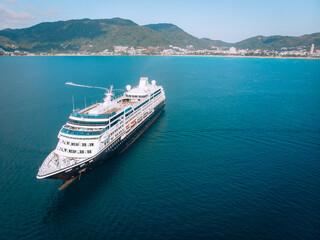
0, 56, 319, 239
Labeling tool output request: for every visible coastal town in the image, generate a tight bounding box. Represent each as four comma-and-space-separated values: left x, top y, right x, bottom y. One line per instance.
1, 44, 319, 58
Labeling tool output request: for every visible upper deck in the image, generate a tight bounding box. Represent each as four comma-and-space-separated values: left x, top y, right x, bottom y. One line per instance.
69, 77, 162, 122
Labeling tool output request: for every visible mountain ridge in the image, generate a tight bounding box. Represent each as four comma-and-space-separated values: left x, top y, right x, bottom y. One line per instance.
0, 17, 319, 53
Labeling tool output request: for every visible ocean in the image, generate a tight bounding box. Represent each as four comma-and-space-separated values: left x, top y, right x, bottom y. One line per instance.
0, 56, 319, 239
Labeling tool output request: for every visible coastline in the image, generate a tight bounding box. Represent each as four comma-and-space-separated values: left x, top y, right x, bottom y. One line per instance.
1, 54, 319, 60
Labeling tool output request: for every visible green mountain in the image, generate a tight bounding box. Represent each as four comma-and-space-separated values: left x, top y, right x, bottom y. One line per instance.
0, 18, 212, 52
201, 38, 232, 48
233, 33, 320, 50
0, 17, 319, 53
0, 18, 168, 52
144, 23, 210, 49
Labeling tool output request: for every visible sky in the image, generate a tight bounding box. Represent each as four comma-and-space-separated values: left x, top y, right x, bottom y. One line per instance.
0, 0, 319, 43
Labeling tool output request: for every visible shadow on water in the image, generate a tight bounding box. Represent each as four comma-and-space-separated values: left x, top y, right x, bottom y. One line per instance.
42, 112, 167, 223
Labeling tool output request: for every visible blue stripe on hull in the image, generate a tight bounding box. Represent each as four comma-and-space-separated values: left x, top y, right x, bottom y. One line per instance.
48, 100, 166, 180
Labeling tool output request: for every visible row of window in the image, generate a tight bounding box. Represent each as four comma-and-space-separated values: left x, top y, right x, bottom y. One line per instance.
61, 128, 102, 136
133, 92, 159, 113
100, 91, 161, 130
134, 99, 149, 111
111, 119, 121, 127
125, 98, 151, 124
153, 89, 161, 95
102, 90, 162, 142
154, 91, 161, 98
59, 134, 99, 141
68, 119, 108, 126
60, 140, 94, 147
126, 94, 147, 98
125, 109, 133, 117
72, 111, 115, 119
125, 107, 132, 113
149, 90, 162, 101
110, 111, 124, 123
58, 147, 92, 154
109, 124, 123, 139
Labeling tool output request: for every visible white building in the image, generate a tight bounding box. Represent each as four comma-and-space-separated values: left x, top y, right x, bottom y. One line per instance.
114, 46, 128, 54
229, 47, 237, 54
310, 44, 315, 54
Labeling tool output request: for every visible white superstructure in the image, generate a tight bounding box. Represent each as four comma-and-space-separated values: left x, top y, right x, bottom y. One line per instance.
37, 77, 165, 179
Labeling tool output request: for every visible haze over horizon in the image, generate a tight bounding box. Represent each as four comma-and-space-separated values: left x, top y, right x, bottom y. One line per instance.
0, 0, 319, 43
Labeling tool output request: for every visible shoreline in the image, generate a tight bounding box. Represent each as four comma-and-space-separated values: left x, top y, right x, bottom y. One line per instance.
1, 54, 319, 60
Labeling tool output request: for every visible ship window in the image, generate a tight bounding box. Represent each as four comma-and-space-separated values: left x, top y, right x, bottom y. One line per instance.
125, 107, 132, 113
154, 89, 161, 95
134, 99, 149, 111
110, 112, 124, 123
125, 110, 133, 117
89, 143, 94, 146
111, 119, 120, 127
82, 143, 86, 146
80, 150, 84, 154
87, 150, 92, 153
154, 91, 161, 98
68, 119, 108, 126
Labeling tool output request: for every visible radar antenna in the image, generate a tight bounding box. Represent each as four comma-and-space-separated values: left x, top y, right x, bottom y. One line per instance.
104, 85, 115, 102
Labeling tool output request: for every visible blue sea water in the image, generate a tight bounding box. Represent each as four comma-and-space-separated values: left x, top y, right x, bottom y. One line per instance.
0, 56, 319, 239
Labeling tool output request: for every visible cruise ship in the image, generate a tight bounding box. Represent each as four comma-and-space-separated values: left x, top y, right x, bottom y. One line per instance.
37, 77, 165, 181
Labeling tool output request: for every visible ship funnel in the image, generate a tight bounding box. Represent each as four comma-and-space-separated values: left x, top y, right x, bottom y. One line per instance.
139, 77, 148, 89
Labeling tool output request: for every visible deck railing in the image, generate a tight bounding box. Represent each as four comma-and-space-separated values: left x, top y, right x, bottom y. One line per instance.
71, 111, 116, 119
61, 128, 102, 136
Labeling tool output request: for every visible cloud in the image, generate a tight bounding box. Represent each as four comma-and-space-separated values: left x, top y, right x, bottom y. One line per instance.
26, 6, 59, 17
1, 0, 15, 4
0, 4, 60, 30
0, 4, 34, 26
1, 23, 12, 29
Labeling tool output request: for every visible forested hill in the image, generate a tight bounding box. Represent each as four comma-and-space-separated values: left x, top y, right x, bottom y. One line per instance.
0, 17, 318, 52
